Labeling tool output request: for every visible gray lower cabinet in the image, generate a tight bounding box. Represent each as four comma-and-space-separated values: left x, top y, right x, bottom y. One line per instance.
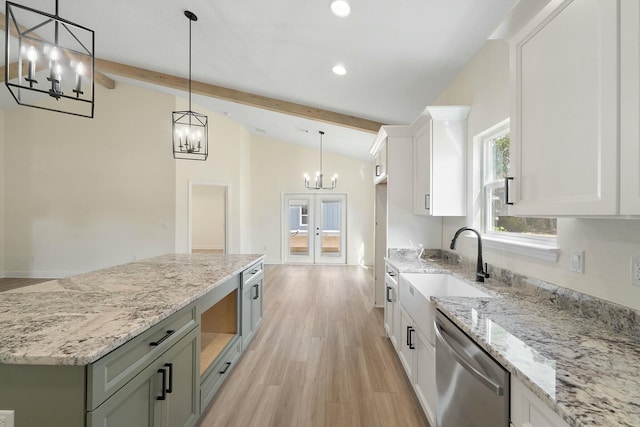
87, 327, 199, 427
241, 262, 264, 350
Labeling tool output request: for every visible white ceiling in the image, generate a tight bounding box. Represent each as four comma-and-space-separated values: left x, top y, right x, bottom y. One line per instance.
0, 0, 517, 160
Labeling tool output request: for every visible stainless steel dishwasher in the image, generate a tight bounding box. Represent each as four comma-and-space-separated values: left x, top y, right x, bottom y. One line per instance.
434, 310, 509, 427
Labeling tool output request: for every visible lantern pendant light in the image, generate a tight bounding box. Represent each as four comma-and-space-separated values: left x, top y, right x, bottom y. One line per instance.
5, 0, 95, 117
172, 10, 208, 161
304, 131, 338, 190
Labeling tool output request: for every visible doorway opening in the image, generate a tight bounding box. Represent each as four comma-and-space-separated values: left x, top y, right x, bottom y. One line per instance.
282, 193, 347, 264
189, 183, 228, 254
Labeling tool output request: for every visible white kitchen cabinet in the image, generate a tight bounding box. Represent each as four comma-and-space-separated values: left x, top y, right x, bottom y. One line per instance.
620, 0, 640, 214
371, 137, 388, 184
413, 106, 470, 216
511, 376, 571, 427
413, 327, 436, 425
383, 262, 400, 350
397, 305, 436, 427
508, 0, 619, 216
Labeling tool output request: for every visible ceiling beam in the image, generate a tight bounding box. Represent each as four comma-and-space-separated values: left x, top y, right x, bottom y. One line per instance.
94, 59, 383, 133
0, 12, 116, 90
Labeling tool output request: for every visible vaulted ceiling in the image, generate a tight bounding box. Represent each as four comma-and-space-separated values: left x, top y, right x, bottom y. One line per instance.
0, 0, 516, 159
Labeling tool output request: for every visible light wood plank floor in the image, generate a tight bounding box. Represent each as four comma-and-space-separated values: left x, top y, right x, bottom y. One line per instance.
199, 265, 430, 427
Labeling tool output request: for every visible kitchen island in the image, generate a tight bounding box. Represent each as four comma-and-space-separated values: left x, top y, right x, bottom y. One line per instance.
386, 250, 640, 427
0, 253, 264, 427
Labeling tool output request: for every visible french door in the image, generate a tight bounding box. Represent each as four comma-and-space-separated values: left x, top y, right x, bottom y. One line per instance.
283, 193, 347, 264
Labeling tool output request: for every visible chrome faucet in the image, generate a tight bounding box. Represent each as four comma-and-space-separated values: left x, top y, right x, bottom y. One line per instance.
449, 227, 490, 282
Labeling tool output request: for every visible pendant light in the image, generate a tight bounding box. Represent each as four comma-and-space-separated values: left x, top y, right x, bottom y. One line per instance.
304, 131, 338, 190
5, 0, 95, 117
172, 10, 208, 161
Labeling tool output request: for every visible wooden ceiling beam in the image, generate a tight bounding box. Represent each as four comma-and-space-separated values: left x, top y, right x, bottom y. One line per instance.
94, 59, 383, 133
0, 12, 116, 90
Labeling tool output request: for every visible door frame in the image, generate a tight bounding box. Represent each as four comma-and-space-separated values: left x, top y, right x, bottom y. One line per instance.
281, 192, 347, 264
188, 181, 229, 254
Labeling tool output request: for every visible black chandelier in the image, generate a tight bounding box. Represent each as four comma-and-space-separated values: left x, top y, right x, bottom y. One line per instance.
172, 10, 208, 161
304, 131, 338, 190
4, 0, 95, 118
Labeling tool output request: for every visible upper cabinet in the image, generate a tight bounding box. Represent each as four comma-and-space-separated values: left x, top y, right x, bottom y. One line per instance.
508, 0, 619, 216
413, 106, 470, 217
371, 134, 388, 184
620, 0, 640, 215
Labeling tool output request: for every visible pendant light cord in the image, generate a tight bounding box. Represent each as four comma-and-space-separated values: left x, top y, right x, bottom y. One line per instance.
188, 16, 192, 112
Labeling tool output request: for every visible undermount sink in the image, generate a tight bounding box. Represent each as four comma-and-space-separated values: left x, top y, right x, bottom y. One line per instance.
399, 273, 492, 345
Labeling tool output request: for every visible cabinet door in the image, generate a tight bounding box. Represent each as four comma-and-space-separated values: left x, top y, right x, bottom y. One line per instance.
87, 359, 158, 427
398, 307, 415, 379
374, 140, 388, 183
414, 329, 436, 427
384, 279, 397, 348
413, 119, 431, 215
162, 329, 199, 427
510, 0, 618, 216
511, 376, 571, 427
620, 0, 640, 214
252, 279, 264, 333
241, 282, 255, 349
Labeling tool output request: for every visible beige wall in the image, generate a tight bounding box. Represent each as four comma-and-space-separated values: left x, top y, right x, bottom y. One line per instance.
250, 134, 374, 265
192, 185, 226, 250
4, 83, 176, 277
174, 101, 252, 255
435, 40, 640, 310
0, 111, 5, 276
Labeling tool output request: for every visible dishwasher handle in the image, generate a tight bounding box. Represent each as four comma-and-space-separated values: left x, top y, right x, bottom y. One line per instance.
434, 319, 504, 396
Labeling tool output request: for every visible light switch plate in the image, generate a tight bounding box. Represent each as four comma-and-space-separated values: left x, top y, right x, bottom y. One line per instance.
631, 256, 640, 286
0, 410, 15, 427
570, 250, 584, 274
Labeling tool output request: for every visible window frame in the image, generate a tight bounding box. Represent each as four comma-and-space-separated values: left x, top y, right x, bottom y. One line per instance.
477, 119, 559, 259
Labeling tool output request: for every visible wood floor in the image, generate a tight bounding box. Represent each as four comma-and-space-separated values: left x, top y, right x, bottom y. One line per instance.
199, 265, 429, 427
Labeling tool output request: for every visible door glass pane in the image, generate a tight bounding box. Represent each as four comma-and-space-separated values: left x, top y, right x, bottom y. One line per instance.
289, 200, 309, 256
320, 200, 341, 255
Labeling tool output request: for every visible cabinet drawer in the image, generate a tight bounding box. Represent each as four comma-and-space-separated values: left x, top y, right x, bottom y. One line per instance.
87, 303, 197, 410
242, 261, 264, 287
200, 335, 242, 410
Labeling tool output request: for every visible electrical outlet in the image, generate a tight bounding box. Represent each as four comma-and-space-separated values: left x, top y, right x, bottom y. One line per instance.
570, 250, 584, 274
0, 410, 15, 427
631, 257, 640, 286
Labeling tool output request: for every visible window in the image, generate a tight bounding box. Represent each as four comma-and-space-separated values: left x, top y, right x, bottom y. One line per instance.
481, 121, 557, 242
299, 206, 308, 228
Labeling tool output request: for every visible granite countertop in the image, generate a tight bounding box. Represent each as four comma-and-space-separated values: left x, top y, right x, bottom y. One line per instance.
0, 253, 264, 366
385, 251, 640, 427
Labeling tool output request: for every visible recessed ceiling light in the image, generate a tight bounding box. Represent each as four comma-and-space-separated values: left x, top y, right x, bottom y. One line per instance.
330, 0, 351, 17
332, 63, 347, 76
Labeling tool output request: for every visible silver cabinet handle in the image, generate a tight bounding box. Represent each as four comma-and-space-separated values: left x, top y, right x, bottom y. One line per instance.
425, 194, 430, 211
434, 319, 504, 396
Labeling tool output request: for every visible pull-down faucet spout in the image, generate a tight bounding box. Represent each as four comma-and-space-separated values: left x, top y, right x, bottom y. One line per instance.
450, 227, 490, 283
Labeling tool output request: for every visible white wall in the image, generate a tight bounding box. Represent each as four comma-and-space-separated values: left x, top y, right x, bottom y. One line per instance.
435, 40, 640, 310
4, 83, 176, 277
0, 111, 5, 276
250, 134, 374, 265
174, 101, 252, 255
191, 185, 226, 250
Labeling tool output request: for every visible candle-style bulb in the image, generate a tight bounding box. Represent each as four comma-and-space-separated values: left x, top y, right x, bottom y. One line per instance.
25, 45, 38, 87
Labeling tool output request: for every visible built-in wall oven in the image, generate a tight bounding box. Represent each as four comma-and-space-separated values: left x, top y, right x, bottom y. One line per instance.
434, 310, 510, 427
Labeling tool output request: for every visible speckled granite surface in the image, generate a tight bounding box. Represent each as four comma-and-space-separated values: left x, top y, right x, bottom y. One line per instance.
0, 254, 263, 366
386, 250, 640, 427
